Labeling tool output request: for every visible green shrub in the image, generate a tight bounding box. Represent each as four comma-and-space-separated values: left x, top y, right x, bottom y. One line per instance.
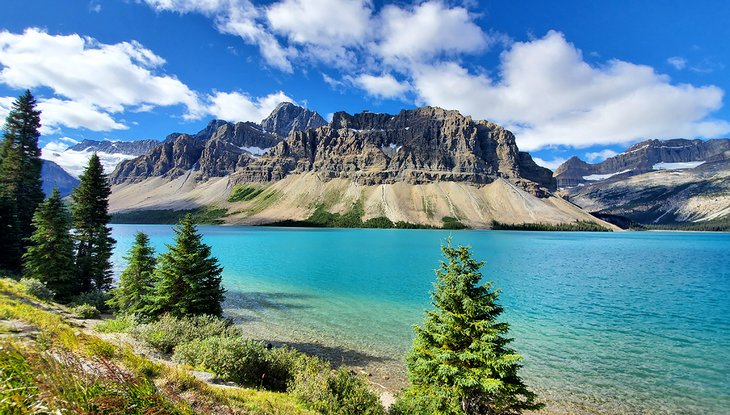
131, 314, 240, 354
441, 216, 467, 229
173, 336, 269, 387
72, 304, 100, 319
290, 359, 384, 415
19, 277, 55, 301
389, 386, 439, 415
69, 290, 111, 312
94, 316, 136, 333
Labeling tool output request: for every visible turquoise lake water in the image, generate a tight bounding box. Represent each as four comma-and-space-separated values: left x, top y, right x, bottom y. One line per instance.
111, 225, 730, 414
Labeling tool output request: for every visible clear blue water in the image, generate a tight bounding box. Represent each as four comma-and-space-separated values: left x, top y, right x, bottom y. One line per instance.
111, 225, 730, 414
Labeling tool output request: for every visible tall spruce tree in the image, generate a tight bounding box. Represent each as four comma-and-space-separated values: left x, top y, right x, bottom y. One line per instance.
148, 215, 225, 317
402, 242, 542, 415
0, 90, 43, 273
22, 188, 76, 301
108, 232, 156, 315
71, 153, 115, 292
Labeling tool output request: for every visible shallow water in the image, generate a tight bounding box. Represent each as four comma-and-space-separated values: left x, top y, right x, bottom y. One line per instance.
111, 226, 730, 414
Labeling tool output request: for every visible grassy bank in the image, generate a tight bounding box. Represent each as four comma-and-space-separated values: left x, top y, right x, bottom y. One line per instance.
0, 278, 384, 415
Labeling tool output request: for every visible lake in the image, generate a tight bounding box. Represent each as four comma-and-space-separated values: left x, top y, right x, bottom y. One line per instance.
111, 225, 730, 414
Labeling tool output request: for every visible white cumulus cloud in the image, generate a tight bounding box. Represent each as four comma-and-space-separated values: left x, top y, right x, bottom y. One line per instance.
37, 98, 128, 134
206, 90, 294, 122
585, 149, 619, 162
0, 28, 203, 117
377, 1, 489, 63
413, 31, 729, 151
667, 56, 687, 70
351, 73, 409, 99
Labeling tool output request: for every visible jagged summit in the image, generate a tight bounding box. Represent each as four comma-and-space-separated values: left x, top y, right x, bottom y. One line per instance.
261, 102, 327, 138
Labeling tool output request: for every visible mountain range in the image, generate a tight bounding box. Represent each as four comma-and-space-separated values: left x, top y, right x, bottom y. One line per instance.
42, 102, 729, 230
555, 139, 730, 225
108, 104, 603, 229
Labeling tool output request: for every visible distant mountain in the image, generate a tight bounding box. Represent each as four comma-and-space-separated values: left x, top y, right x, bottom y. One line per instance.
67, 139, 160, 155
107, 104, 607, 230
554, 138, 730, 187
41, 160, 79, 197
555, 138, 730, 226
261, 102, 327, 137
42, 138, 161, 177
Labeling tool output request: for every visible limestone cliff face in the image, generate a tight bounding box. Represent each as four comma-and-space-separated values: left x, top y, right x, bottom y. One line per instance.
111, 105, 555, 195
261, 102, 327, 137
234, 107, 555, 194
554, 138, 730, 187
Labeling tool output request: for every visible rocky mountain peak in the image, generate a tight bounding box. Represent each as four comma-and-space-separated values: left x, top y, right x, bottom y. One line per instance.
261, 102, 327, 137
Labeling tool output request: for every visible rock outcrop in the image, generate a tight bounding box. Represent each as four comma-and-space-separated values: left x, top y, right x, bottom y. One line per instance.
261, 102, 327, 137
554, 138, 730, 187
234, 107, 555, 194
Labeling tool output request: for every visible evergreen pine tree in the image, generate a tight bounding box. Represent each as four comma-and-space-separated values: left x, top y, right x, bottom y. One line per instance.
148, 215, 225, 318
0, 90, 43, 272
108, 231, 156, 315
22, 188, 76, 301
403, 242, 542, 415
71, 153, 115, 291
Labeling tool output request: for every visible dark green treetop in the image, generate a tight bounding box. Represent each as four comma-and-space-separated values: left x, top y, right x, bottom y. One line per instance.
402, 242, 542, 415
71, 153, 115, 291
148, 215, 226, 318
0, 90, 44, 272
22, 188, 76, 301
108, 231, 156, 315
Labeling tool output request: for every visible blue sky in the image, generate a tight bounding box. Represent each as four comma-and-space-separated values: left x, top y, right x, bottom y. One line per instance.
0, 0, 728, 169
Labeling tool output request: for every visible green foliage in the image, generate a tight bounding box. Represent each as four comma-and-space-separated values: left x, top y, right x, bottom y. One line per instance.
290, 361, 384, 415
403, 242, 542, 415
228, 184, 265, 202
147, 215, 226, 318
0, 90, 44, 273
491, 219, 610, 232
642, 215, 730, 232
108, 232, 156, 315
131, 313, 240, 354
173, 336, 270, 386
111, 207, 228, 224
71, 304, 101, 319
441, 216, 468, 229
19, 277, 55, 301
94, 316, 136, 333
22, 188, 77, 301
71, 153, 115, 292
272, 200, 434, 229
69, 290, 112, 312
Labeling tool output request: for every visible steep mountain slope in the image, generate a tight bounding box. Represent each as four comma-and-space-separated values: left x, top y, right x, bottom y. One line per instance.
554, 138, 730, 187
41, 160, 79, 196
108, 105, 612, 229
41, 138, 160, 177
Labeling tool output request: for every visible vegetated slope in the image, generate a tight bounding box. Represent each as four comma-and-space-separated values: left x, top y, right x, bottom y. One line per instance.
109, 105, 615, 229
